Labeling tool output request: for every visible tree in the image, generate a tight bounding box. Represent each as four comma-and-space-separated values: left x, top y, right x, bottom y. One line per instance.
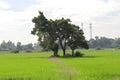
55, 18, 88, 56
116, 38, 120, 48
89, 37, 114, 48
31, 11, 88, 56
33, 42, 41, 50
17, 42, 22, 50
1, 40, 8, 50
31, 11, 59, 56
7, 40, 16, 50
0, 45, 3, 50
55, 18, 73, 56
67, 24, 89, 56
0, 40, 16, 51
22, 43, 34, 50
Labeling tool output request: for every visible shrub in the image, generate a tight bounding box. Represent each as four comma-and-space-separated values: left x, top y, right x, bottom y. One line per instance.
26, 50, 32, 53
41, 49, 50, 52
96, 47, 102, 50
117, 47, 120, 49
74, 51, 83, 57
11, 50, 19, 54
66, 53, 72, 57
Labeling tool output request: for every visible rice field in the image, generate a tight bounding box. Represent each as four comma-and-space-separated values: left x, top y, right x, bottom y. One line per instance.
0, 49, 120, 80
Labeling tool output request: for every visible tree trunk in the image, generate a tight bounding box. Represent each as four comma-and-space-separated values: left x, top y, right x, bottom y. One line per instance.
63, 49, 66, 56
59, 39, 66, 56
72, 49, 74, 56
53, 50, 58, 57
52, 43, 59, 57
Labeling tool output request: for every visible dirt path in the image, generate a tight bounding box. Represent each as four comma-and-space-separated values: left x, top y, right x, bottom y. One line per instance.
49, 58, 78, 79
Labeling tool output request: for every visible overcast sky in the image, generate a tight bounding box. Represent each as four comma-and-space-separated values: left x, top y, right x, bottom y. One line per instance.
0, 0, 120, 44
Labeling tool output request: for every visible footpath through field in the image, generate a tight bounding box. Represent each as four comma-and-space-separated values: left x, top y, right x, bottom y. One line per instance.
49, 58, 78, 80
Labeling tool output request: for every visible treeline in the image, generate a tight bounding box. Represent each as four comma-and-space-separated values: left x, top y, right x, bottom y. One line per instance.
0, 40, 41, 51
89, 36, 120, 48
1, 37, 119, 51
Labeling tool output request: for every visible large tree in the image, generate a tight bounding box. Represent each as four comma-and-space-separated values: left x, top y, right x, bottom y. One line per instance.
55, 18, 88, 56
31, 11, 88, 56
67, 24, 89, 56
31, 11, 59, 56
54, 18, 73, 56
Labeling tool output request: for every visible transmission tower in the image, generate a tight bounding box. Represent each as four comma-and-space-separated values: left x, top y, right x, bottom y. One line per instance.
90, 23, 92, 40
81, 23, 83, 30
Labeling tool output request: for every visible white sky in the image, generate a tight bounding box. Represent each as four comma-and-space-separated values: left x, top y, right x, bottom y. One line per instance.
0, 0, 120, 44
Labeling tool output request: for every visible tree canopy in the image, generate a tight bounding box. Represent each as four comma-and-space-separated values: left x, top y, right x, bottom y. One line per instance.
31, 11, 89, 56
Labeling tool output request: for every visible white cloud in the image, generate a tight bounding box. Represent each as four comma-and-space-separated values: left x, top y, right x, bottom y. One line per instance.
0, 10, 38, 44
33, 0, 120, 25
0, 0, 120, 43
0, 1, 11, 9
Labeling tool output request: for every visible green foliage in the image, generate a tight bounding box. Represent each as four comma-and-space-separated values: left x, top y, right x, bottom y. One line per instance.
31, 11, 88, 56
0, 41, 38, 51
89, 37, 120, 48
117, 47, 120, 49
54, 18, 73, 56
74, 51, 83, 57
11, 50, 19, 54
66, 53, 72, 57
22, 43, 34, 50
31, 11, 59, 56
17, 42, 22, 51
25, 50, 32, 53
96, 47, 103, 50
0, 40, 16, 51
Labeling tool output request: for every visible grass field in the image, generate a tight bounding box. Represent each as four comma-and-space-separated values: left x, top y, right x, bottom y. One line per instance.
0, 49, 120, 80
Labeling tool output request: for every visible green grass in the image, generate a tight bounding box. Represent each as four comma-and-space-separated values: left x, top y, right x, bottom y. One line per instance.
0, 49, 120, 80
60, 49, 120, 80
0, 52, 61, 80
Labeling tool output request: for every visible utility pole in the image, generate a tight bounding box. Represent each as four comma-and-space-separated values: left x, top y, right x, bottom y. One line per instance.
90, 23, 92, 40
81, 23, 83, 30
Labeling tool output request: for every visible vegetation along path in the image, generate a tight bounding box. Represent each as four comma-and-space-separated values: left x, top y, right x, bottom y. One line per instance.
49, 58, 78, 80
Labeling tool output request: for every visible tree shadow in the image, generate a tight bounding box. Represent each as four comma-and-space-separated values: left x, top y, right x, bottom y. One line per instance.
25, 55, 102, 59
57, 55, 102, 59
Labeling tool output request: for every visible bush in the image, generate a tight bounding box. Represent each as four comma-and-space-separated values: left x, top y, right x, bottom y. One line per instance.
96, 47, 102, 50
26, 50, 32, 53
74, 51, 83, 57
66, 53, 72, 57
117, 47, 120, 49
11, 50, 19, 54
41, 49, 50, 52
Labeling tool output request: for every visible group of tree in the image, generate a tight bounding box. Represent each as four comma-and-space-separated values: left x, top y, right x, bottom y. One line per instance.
0, 40, 16, 50
89, 36, 120, 48
31, 11, 89, 57
0, 40, 40, 51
